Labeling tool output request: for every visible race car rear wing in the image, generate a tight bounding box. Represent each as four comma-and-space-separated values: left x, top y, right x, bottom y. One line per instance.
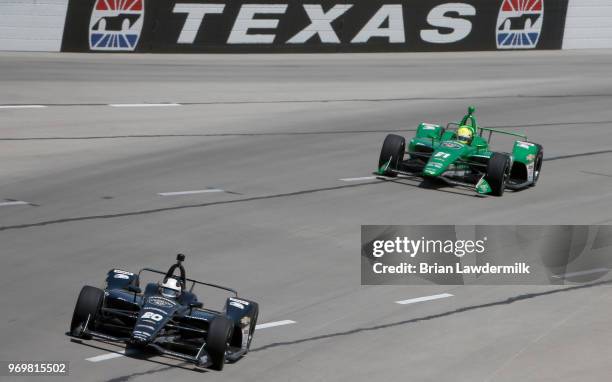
138, 268, 238, 296
478, 126, 527, 144
446, 122, 528, 144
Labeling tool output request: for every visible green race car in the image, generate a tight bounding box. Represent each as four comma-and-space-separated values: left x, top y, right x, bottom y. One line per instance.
377, 106, 543, 196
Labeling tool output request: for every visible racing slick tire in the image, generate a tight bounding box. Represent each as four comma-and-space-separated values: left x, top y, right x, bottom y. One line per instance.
486, 153, 511, 196
208, 316, 234, 371
378, 134, 405, 177
70, 285, 104, 339
530, 144, 543, 186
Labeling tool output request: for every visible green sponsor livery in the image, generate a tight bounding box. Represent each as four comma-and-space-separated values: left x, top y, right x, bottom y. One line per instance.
377, 106, 543, 196
475, 177, 492, 194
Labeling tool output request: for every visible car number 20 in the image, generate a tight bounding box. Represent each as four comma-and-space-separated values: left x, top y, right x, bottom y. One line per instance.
142, 312, 164, 321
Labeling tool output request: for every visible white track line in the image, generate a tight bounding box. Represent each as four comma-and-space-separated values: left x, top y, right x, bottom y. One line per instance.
395, 293, 454, 305
0, 200, 29, 207
339, 176, 378, 182
86, 351, 126, 362
85, 320, 296, 362
0, 105, 47, 109
552, 268, 609, 279
109, 103, 181, 108
255, 320, 296, 330
158, 189, 224, 196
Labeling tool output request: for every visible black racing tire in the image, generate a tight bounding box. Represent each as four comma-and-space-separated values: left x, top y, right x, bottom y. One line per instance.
485, 153, 511, 196
531, 144, 543, 186
378, 134, 405, 177
207, 316, 233, 371
245, 302, 259, 351
70, 286, 104, 338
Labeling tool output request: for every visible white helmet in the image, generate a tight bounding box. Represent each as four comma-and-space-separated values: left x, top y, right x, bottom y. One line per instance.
160, 278, 181, 298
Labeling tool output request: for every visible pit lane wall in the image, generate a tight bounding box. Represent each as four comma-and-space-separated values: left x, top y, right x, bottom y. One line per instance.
0, 0, 610, 52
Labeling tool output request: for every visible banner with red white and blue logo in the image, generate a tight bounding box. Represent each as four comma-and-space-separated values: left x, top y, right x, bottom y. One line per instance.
61, 0, 569, 53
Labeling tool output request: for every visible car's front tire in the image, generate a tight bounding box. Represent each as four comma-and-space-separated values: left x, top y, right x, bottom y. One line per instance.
486, 153, 511, 196
378, 134, 405, 177
207, 316, 234, 371
70, 286, 104, 338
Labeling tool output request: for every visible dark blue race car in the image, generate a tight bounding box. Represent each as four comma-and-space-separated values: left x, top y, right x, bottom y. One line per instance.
69, 254, 259, 371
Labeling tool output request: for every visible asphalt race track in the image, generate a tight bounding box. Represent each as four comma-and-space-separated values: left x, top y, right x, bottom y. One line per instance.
1, 50, 612, 382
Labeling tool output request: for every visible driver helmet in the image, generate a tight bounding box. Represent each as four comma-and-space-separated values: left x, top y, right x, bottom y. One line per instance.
456, 126, 473, 144
160, 277, 181, 299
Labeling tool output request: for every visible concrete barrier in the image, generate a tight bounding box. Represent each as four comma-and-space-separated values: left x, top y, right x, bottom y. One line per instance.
0, 0, 68, 52
563, 0, 612, 49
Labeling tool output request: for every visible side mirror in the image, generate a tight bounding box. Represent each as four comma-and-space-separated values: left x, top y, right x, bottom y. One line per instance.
127, 285, 141, 294
189, 301, 203, 309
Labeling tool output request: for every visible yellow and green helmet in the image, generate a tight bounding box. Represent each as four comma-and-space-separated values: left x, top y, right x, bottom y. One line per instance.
456, 125, 474, 144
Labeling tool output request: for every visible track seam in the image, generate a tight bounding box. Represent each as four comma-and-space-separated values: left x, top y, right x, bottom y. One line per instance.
1, 93, 611, 109
1, 121, 609, 141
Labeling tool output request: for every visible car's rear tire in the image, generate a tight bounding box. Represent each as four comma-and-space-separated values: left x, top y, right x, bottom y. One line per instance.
207, 316, 233, 371
531, 144, 543, 186
485, 153, 511, 196
378, 134, 405, 177
70, 286, 104, 338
